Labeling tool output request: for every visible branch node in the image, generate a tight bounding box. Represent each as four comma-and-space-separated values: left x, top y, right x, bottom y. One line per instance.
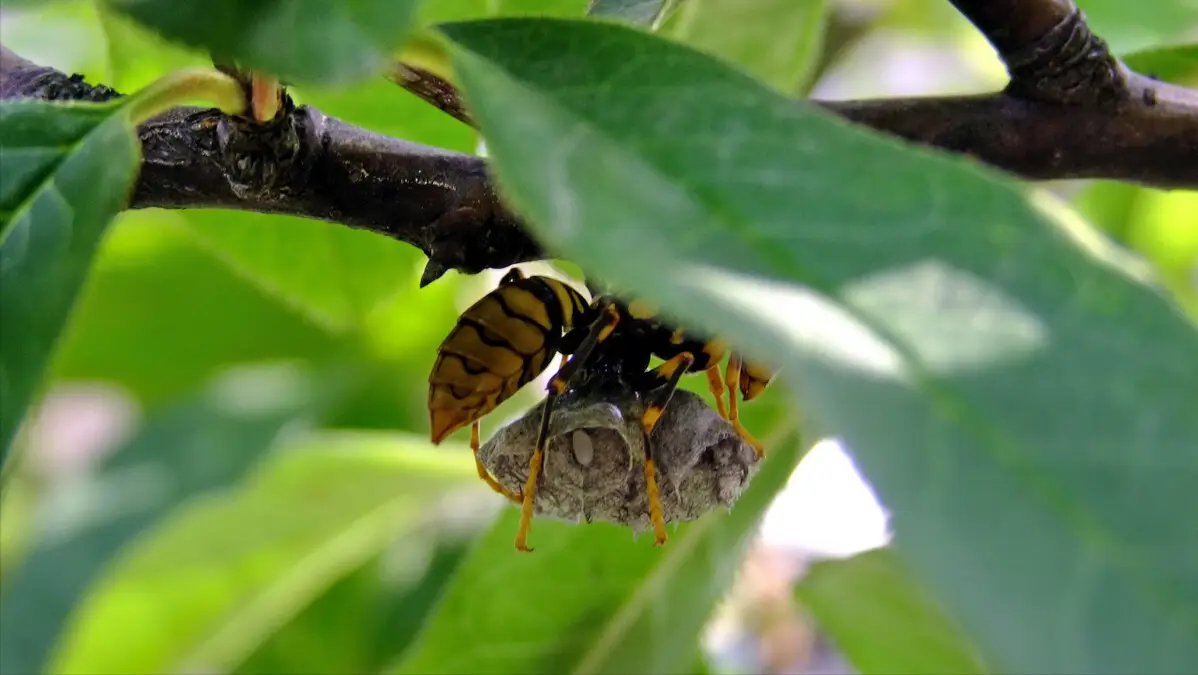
213, 94, 311, 198
1003, 7, 1128, 106
424, 199, 537, 282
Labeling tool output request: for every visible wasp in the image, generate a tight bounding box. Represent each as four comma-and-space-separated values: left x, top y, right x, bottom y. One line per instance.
428, 268, 774, 552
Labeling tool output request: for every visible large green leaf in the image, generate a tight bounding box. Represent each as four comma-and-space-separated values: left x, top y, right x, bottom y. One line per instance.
418, 0, 590, 21
394, 430, 802, 675
102, 0, 422, 84
237, 535, 473, 674
491, 0, 589, 16
49, 432, 477, 675
1078, 0, 1198, 54
94, 3, 213, 92
179, 211, 429, 334
0, 365, 330, 675
0, 99, 139, 472
1122, 44, 1198, 86
440, 18, 1198, 674
50, 213, 343, 408
665, 0, 827, 93
795, 548, 990, 675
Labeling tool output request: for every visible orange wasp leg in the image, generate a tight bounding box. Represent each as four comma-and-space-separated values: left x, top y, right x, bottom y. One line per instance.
515, 303, 621, 552
725, 354, 765, 458
472, 420, 523, 504
638, 351, 696, 547
704, 364, 729, 419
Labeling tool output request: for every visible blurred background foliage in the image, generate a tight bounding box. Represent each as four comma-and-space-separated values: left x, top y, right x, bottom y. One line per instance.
0, 0, 1194, 673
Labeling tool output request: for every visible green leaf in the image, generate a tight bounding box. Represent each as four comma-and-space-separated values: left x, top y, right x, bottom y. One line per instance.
440, 18, 1198, 674
665, 0, 827, 93
493, 0, 589, 16
102, 0, 423, 85
417, 0, 588, 25
179, 211, 428, 334
394, 430, 802, 675
49, 432, 477, 675
0, 98, 138, 472
1078, 0, 1198, 54
94, 3, 213, 92
794, 548, 990, 675
0, 365, 330, 675
1122, 44, 1198, 86
1071, 180, 1144, 243
239, 536, 473, 675
48, 212, 343, 408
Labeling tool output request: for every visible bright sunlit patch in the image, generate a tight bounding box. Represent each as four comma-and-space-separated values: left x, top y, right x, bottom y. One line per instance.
208, 362, 314, 414
844, 259, 1048, 372
760, 438, 890, 558
682, 266, 907, 380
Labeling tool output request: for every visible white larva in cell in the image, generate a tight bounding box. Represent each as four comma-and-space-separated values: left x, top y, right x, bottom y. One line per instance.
571, 429, 594, 466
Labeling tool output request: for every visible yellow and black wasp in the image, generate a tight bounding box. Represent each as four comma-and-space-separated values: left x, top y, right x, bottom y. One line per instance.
428, 268, 774, 552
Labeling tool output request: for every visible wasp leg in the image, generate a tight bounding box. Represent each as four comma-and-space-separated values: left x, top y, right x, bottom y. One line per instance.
638, 351, 695, 546
516, 303, 621, 553
704, 364, 729, 420
726, 354, 765, 458
472, 420, 523, 504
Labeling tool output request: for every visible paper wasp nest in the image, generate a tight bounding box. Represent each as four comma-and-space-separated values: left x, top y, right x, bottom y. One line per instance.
477, 387, 762, 532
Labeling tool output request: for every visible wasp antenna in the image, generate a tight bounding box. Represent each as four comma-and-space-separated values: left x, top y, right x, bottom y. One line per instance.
420, 259, 449, 288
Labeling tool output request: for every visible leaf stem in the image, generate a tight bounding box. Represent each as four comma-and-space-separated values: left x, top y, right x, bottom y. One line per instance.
126, 68, 247, 126
398, 33, 456, 84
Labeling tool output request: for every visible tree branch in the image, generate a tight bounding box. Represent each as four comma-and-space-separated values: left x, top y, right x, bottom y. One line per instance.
1, 45, 540, 286
3, 0, 1197, 284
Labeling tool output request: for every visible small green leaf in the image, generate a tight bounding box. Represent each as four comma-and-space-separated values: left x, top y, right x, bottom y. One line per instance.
440, 18, 1198, 674
49, 432, 477, 675
665, 0, 827, 93
0, 365, 330, 675
394, 431, 802, 675
102, 0, 423, 84
795, 548, 990, 675
0, 98, 138, 471
1122, 44, 1198, 85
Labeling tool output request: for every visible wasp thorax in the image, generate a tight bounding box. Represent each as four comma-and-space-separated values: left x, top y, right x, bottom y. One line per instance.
477, 387, 761, 532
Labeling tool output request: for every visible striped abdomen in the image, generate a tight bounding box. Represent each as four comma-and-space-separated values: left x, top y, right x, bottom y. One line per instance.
429, 274, 590, 444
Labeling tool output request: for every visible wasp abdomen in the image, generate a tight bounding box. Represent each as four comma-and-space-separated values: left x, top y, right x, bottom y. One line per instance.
429, 275, 589, 443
